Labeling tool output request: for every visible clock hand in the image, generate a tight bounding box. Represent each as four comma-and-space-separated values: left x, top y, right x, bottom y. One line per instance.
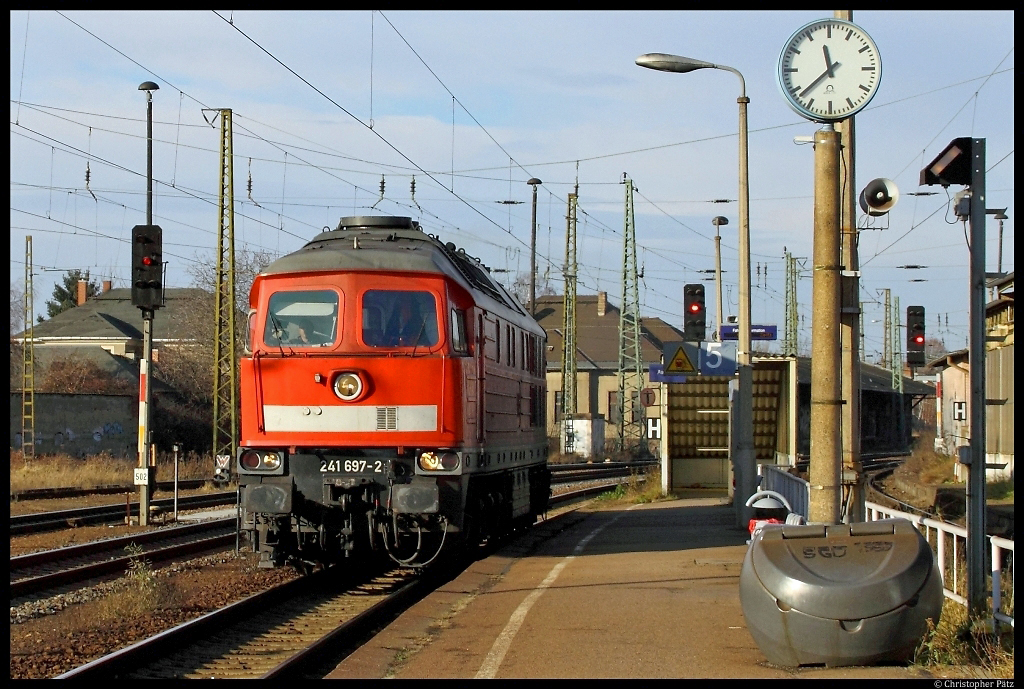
823, 46, 835, 78
799, 60, 841, 98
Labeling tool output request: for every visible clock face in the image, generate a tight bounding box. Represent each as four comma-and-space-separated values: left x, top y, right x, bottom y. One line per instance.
778, 19, 881, 122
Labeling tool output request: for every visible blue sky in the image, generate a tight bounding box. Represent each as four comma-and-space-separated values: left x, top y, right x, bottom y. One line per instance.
10, 10, 1014, 361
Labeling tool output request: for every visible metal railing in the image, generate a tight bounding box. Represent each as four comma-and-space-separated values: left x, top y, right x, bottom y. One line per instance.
867, 500, 1014, 629
758, 465, 1014, 628
758, 464, 809, 521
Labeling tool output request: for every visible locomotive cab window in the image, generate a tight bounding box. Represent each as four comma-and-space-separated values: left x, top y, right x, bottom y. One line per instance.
450, 309, 468, 355
362, 290, 439, 347
264, 290, 339, 347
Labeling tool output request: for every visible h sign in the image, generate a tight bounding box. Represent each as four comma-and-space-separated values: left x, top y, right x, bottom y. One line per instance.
952, 401, 967, 422
647, 417, 661, 440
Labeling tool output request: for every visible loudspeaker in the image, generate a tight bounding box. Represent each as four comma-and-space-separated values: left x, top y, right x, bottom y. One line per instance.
859, 178, 899, 216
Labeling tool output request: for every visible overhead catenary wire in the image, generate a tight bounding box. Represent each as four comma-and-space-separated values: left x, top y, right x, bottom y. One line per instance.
212, 10, 531, 252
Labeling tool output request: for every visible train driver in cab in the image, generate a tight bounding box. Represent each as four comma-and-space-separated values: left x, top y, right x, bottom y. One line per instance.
386, 295, 427, 346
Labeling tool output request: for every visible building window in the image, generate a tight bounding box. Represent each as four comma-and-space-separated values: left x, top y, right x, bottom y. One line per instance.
608, 390, 622, 425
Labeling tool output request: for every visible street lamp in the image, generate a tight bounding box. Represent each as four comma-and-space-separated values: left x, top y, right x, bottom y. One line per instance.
526, 178, 543, 316
636, 53, 754, 524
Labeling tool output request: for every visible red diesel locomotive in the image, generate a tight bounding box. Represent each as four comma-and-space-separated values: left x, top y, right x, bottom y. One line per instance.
237, 216, 549, 568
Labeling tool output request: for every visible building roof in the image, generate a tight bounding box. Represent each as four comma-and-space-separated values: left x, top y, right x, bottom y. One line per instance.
30, 345, 140, 380
535, 293, 684, 370
16, 288, 209, 341
986, 270, 1014, 291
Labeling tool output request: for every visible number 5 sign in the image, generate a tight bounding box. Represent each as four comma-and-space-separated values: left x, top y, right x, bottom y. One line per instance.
700, 341, 737, 375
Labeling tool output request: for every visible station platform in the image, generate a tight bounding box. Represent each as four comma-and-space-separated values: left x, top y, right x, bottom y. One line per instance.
328, 495, 938, 679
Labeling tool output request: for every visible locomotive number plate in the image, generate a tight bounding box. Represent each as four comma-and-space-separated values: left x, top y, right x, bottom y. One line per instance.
320, 459, 386, 474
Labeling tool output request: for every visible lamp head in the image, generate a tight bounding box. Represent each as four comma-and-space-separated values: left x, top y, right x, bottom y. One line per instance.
636, 53, 715, 74
526, 178, 542, 186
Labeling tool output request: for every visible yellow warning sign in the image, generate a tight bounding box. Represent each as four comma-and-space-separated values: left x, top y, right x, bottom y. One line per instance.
666, 346, 696, 373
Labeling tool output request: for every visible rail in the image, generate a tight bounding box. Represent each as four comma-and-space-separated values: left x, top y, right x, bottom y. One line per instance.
760, 464, 1014, 629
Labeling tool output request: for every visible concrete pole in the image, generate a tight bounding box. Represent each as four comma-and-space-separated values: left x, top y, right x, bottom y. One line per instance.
138, 315, 152, 526
809, 126, 842, 525
734, 83, 756, 528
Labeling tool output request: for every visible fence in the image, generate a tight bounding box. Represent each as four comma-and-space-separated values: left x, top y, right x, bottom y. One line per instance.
759, 464, 1014, 628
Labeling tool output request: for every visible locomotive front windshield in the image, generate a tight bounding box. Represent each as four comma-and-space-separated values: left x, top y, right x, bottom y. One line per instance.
265, 290, 339, 347
362, 290, 438, 347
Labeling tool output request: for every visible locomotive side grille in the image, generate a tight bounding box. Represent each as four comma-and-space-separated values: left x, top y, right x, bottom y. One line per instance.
377, 406, 398, 430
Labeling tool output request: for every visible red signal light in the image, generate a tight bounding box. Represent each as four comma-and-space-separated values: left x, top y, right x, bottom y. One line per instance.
689, 303, 702, 313
142, 256, 155, 266
914, 335, 924, 344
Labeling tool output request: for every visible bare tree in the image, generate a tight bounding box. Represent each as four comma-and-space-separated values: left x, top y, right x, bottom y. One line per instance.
185, 247, 277, 316
506, 270, 558, 311
153, 247, 276, 406
925, 337, 948, 362
11, 282, 25, 335
37, 355, 135, 395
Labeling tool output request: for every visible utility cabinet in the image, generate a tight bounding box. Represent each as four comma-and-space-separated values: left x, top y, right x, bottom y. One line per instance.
740, 518, 943, 667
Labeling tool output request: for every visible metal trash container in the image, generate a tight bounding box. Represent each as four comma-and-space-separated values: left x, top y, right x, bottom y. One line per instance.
740, 518, 942, 667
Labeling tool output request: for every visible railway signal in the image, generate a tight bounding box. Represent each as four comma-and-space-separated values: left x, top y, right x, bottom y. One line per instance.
131, 224, 164, 310
906, 305, 925, 366
683, 283, 706, 341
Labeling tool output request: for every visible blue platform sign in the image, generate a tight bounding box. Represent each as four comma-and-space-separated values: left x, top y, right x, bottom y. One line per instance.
700, 340, 737, 375
719, 324, 778, 341
649, 363, 688, 384
655, 340, 737, 378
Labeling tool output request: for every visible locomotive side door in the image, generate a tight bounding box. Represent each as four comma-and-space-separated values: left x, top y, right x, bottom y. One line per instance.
472, 312, 486, 442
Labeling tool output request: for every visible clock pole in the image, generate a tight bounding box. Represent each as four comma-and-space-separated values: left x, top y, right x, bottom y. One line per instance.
809, 124, 843, 525
778, 17, 880, 525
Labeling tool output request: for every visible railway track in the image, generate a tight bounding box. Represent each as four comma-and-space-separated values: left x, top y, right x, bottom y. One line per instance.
866, 466, 1013, 537
10, 465, 639, 600
52, 479, 630, 679
10, 518, 237, 600
9, 491, 238, 535
10, 480, 213, 502
10, 462, 652, 536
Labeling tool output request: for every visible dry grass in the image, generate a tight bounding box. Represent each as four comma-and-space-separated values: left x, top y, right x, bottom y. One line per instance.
594, 465, 666, 504
899, 433, 958, 485
10, 449, 217, 493
914, 598, 1015, 678
94, 543, 183, 621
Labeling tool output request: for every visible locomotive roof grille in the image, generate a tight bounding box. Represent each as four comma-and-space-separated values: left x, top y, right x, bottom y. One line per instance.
435, 239, 515, 309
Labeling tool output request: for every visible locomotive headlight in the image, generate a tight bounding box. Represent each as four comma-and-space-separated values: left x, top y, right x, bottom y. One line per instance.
418, 451, 460, 472
333, 372, 363, 401
239, 449, 282, 472
241, 450, 261, 470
